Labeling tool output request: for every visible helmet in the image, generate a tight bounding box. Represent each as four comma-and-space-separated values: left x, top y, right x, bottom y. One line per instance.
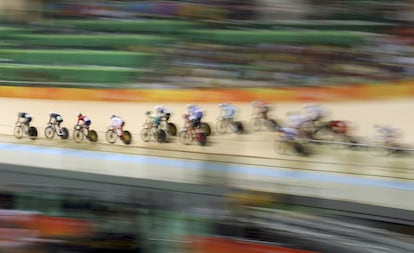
145, 111, 151, 116
187, 104, 195, 110
49, 111, 53, 115
111, 114, 116, 119
76, 112, 82, 117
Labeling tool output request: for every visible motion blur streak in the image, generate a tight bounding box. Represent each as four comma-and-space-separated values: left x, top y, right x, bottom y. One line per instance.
1, 0, 414, 252
0, 142, 413, 192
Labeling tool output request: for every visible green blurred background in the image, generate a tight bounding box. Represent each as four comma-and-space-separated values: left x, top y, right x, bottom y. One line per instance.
0, 0, 413, 88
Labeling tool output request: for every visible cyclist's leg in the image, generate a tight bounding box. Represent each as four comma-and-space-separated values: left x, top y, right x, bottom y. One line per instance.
23, 118, 31, 131
84, 120, 91, 130
57, 120, 64, 134
115, 124, 124, 139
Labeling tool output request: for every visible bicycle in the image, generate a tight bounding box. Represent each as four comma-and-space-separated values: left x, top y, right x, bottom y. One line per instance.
372, 140, 408, 157
159, 115, 177, 137
105, 127, 132, 145
311, 120, 360, 149
179, 114, 207, 146
216, 116, 243, 134
45, 122, 69, 140
14, 122, 38, 140
250, 114, 280, 132
179, 127, 207, 146
140, 117, 167, 143
73, 124, 98, 143
273, 130, 307, 156
199, 121, 211, 136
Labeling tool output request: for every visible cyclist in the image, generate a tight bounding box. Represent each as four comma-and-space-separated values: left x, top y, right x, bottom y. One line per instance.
76, 112, 91, 129
374, 124, 399, 146
218, 103, 236, 121
252, 101, 271, 119
286, 111, 309, 138
303, 103, 327, 123
48, 112, 64, 135
16, 112, 32, 127
187, 104, 204, 129
155, 105, 172, 121
286, 111, 307, 129
110, 114, 125, 140
277, 127, 300, 141
145, 111, 161, 128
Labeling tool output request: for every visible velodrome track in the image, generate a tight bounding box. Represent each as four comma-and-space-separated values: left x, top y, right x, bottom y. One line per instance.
0, 97, 413, 214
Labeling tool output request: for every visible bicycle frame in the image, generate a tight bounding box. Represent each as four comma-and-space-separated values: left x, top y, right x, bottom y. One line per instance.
75, 124, 88, 134
16, 122, 30, 135
47, 123, 59, 134
182, 115, 204, 137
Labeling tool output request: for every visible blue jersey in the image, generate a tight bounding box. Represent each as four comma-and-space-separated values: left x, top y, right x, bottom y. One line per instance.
220, 104, 236, 119
188, 106, 203, 120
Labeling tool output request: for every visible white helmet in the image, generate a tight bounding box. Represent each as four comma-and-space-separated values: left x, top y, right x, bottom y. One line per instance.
111, 114, 116, 119
187, 104, 195, 110
76, 112, 82, 117
155, 105, 163, 112
49, 111, 53, 116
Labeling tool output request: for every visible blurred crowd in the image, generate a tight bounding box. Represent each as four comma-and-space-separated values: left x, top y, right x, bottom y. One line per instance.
46, 1, 414, 87
0, 1, 414, 87
39, 0, 414, 23
162, 35, 414, 87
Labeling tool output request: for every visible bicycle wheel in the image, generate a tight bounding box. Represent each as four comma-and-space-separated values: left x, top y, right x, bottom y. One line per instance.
156, 129, 167, 143
28, 126, 38, 140
215, 120, 227, 134
140, 128, 151, 142
200, 123, 211, 136
60, 127, 69, 139
312, 125, 334, 141
44, 126, 55, 139
274, 140, 290, 155
234, 121, 244, 134
292, 142, 306, 156
344, 135, 360, 150
73, 129, 84, 143
105, 130, 117, 144
179, 131, 192, 145
122, 131, 132, 145
167, 122, 177, 136
197, 132, 207, 146
250, 118, 262, 131
87, 130, 98, 142
13, 126, 24, 139
266, 119, 279, 131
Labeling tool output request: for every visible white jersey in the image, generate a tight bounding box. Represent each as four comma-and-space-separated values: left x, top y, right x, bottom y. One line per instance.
304, 104, 326, 121
279, 127, 299, 140
111, 117, 124, 128
287, 112, 307, 129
